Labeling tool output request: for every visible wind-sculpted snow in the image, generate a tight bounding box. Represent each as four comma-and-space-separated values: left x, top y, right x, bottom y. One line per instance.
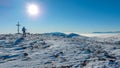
0, 33, 120, 68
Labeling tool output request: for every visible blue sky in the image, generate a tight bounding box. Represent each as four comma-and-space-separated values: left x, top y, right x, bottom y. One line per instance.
0, 0, 120, 34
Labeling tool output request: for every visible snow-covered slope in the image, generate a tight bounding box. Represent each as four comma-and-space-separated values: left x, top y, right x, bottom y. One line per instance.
0, 33, 120, 68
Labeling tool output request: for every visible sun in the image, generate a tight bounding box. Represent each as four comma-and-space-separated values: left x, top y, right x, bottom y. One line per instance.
27, 4, 39, 15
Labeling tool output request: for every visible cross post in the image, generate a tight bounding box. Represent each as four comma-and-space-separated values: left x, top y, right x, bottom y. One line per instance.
16, 22, 20, 34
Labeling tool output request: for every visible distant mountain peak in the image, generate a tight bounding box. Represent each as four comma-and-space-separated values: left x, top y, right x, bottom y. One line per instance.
93, 31, 120, 33
43, 32, 80, 38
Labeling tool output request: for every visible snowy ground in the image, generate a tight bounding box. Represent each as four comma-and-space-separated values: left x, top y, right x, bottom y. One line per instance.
0, 33, 120, 68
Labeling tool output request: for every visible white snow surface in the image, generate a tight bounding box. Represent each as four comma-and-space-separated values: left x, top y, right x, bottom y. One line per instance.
0, 33, 120, 68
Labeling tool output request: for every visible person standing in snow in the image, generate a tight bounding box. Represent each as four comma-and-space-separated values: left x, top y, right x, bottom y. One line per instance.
22, 27, 26, 37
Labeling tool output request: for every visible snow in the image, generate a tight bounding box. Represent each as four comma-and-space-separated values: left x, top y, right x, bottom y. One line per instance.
0, 33, 120, 68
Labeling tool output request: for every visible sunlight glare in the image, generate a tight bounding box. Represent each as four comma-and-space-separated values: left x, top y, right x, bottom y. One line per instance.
27, 4, 39, 16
